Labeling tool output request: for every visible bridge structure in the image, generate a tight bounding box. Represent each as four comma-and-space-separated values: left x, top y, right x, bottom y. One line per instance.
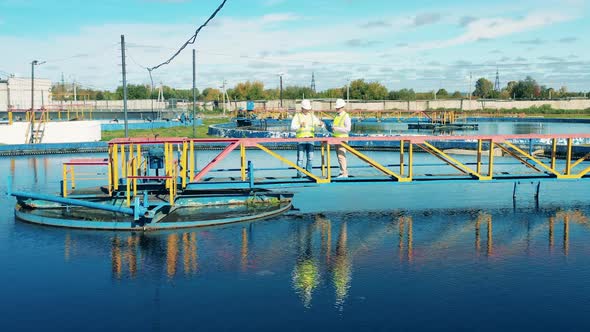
10, 132, 590, 230
86, 133, 590, 206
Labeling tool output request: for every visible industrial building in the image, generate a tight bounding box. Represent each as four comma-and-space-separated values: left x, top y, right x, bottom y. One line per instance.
0, 77, 52, 112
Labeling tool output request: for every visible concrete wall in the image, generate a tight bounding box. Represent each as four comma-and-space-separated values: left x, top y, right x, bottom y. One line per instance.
0, 121, 101, 144
186, 98, 590, 112
35, 97, 590, 112
2, 78, 52, 111
0, 82, 7, 112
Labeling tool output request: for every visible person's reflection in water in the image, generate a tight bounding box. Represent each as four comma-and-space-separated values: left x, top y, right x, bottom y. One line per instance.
166, 233, 179, 279
241, 228, 248, 272
111, 236, 122, 279
292, 218, 320, 308
332, 221, 352, 311
182, 232, 198, 276
110, 234, 140, 279
398, 216, 413, 263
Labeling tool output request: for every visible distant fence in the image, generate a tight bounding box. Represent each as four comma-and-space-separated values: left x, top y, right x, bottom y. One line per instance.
36, 98, 590, 112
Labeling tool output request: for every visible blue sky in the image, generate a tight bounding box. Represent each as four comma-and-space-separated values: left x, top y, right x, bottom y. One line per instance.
0, 0, 588, 92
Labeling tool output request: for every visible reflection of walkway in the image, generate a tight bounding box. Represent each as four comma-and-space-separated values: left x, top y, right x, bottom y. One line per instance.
550, 210, 588, 255
107, 232, 198, 280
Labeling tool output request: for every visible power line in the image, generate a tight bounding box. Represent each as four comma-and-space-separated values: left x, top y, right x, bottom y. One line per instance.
147, 0, 228, 72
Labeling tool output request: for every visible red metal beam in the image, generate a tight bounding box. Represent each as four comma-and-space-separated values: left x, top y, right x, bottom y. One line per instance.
192, 141, 241, 182
65, 158, 109, 166
107, 133, 590, 147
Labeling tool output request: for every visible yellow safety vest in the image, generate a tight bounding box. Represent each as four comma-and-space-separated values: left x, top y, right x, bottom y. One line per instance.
295, 113, 315, 138
333, 112, 350, 138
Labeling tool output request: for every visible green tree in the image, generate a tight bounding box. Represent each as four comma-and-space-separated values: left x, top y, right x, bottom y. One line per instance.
317, 88, 344, 99
349, 79, 388, 100
473, 78, 494, 98
511, 76, 538, 99
389, 89, 416, 100
201, 88, 221, 101
281, 86, 316, 99
115, 84, 150, 99
436, 89, 449, 98
229, 81, 265, 100
451, 91, 462, 98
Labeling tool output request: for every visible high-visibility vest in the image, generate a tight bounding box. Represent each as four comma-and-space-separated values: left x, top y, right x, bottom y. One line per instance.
295, 113, 315, 138
333, 112, 350, 138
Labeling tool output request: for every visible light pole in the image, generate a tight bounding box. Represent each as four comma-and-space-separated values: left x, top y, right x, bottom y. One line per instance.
30, 60, 46, 112
346, 79, 350, 108
278, 73, 284, 109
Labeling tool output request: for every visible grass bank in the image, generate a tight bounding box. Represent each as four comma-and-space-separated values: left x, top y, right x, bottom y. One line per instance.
101, 117, 229, 141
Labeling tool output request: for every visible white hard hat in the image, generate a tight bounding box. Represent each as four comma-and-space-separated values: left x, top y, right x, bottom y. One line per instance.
335, 98, 346, 109
301, 99, 312, 110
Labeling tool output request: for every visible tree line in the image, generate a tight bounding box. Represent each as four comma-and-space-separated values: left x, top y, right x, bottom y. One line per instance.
51, 77, 588, 102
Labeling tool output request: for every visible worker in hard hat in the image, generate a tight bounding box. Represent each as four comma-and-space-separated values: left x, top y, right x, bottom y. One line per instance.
291, 99, 325, 178
332, 99, 351, 178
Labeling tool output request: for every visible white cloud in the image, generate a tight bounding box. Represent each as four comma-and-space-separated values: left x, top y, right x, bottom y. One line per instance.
0, 9, 585, 91
410, 12, 574, 51
260, 13, 300, 23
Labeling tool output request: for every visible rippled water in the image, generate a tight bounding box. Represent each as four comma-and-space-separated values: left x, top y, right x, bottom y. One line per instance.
2, 155, 590, 331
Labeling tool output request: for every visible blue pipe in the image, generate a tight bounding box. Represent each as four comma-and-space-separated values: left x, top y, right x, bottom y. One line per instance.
11, 191, 140, 216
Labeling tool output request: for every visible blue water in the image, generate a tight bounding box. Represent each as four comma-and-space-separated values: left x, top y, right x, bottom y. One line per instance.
264, 119, 590, 136
2, 155, 590, 331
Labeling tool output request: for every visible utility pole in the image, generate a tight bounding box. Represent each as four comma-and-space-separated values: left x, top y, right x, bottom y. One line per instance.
346, 79, 350, 104
279, 73, 283, 108
192, 49, 196, 138
30, 60, 45, 111
121, 35, 129, 137
73, 80, 77, 102
469, 72, 473, 100
221, 80, 226, 116
494, 68, 501, 92
31, 61, 37, 112
61, 72, 65, 101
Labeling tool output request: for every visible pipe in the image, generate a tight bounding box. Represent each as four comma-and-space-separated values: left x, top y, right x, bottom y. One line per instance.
11, 190, 139, 216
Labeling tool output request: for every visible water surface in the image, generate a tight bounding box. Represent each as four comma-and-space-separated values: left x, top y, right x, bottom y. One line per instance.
1, 155, 590, 331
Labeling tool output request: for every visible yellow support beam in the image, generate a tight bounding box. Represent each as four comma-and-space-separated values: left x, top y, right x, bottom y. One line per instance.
107, 146, 112, 195
477, 139, 483, 175
132, 157, 137, 197
502, 141, 564, 178
113, 144, 119, 191
121, 145, 127, 178
551, 138, 557, 170
400, 140, 405, 176
326, 142, 332, 180
565, 138, 572, 175
255, 143, 329, 183
569, 151, 590, 171
487, 140, 494, 178
189, 140, 195, 180
340, 142, 408, 182
421, 141, 487, 180
408, 142, 413, 179
70, 166, 76, 189
240, 142, 246, 181
321, 142, 326, 177
62, 164, 68, 198
181, 141, 188, 188
126, 162, 131, 207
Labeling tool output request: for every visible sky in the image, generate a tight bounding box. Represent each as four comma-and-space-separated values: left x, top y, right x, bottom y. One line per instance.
0, 0, 588, 92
